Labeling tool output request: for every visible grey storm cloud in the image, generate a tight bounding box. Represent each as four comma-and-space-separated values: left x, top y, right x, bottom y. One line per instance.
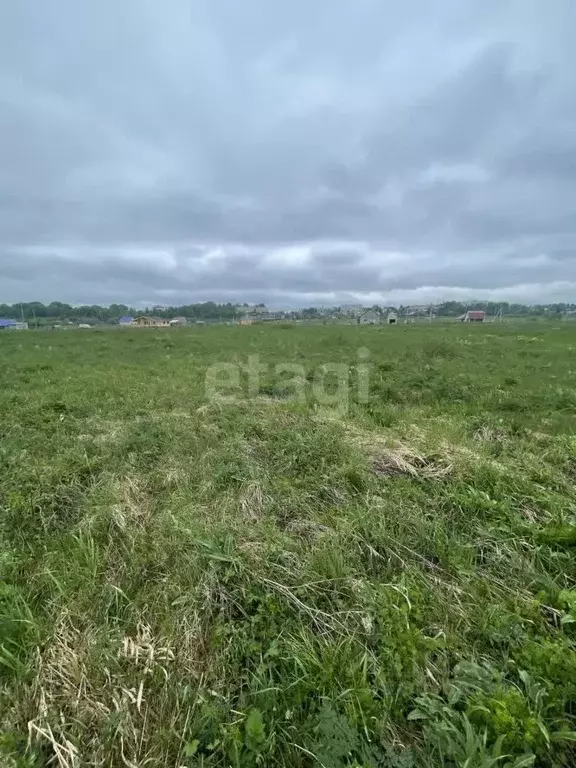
1, 0, 576, 307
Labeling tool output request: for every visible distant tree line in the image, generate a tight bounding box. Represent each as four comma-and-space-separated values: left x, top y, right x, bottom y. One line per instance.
433, 301, 576, 317
0, 301, 243, 324
1, 300, 576, 325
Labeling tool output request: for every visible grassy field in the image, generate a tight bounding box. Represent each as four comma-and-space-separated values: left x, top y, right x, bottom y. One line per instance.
1, 322, 576, 767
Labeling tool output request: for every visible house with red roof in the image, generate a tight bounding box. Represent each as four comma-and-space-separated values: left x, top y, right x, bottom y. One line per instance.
462, 310, 485, 322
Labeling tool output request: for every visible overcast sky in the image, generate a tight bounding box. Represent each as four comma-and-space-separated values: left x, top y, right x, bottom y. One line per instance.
1, 1, 575, 308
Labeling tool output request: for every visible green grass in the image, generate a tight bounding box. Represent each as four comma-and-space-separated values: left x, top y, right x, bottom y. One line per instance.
1, 322, 575, 767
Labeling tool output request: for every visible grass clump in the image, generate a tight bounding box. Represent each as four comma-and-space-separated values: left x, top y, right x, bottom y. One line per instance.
0, 322, 575, 766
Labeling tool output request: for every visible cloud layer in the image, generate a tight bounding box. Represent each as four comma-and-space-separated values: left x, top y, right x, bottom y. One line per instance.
1, 0, 575, 306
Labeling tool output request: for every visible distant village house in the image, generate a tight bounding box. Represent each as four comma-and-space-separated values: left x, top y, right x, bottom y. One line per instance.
0, 318, 27, 330
461, 310, 485, 322
358, 308, 382, 325
133, 316, 170, 327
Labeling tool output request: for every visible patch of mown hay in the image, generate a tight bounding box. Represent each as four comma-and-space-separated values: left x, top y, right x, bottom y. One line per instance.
372, 445, 453, 479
